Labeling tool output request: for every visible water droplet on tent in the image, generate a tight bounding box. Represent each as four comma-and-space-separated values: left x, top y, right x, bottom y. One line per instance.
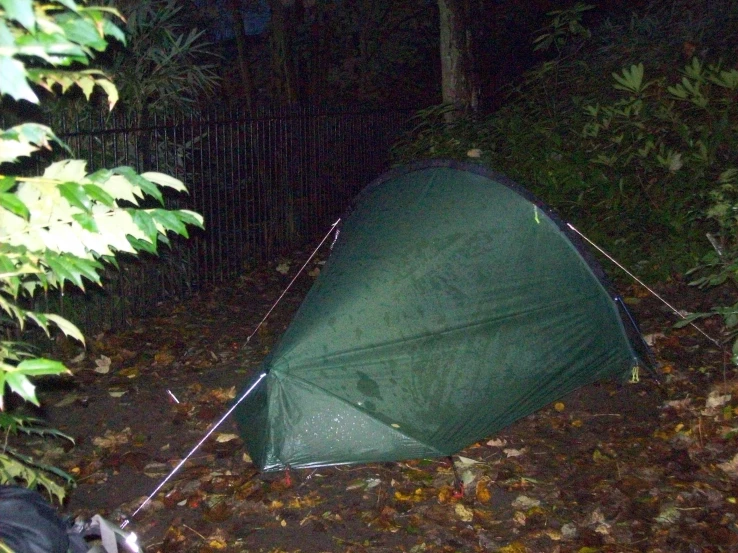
357, 371, 382, 399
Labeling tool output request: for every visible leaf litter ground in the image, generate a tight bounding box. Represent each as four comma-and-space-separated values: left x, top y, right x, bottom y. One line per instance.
15, 250, 738, 553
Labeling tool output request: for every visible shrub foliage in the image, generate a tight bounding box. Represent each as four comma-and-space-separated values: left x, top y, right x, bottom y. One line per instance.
0, 0, 203, 500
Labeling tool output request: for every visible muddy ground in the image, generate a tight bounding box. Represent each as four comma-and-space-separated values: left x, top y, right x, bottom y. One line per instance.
14, 251, 738, 553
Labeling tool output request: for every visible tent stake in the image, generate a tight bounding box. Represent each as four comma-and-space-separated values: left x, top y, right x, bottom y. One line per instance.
566, 223, 721, 348
120, 372, 267, 528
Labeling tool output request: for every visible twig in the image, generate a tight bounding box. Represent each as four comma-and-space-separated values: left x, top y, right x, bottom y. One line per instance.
182, 524, 206, 541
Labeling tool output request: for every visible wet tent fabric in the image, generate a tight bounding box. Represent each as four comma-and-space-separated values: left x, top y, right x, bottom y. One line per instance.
235, 160, 650, 472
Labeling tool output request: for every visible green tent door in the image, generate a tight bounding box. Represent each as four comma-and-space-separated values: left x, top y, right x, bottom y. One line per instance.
236, 160, 650, 472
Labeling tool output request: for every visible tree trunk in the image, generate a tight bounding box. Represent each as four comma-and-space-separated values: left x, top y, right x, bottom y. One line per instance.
268, 0, 298, 105
227, 0, 254, 111
438, 0, 478, 115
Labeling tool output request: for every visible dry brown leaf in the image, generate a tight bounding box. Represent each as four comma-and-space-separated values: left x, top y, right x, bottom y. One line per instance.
475, 480, 491, 503
92, 427, 131, 448
215, 433, 239, 443
717, 453, 738, 479
154, 350, 176, 365
455, 503, 474, 522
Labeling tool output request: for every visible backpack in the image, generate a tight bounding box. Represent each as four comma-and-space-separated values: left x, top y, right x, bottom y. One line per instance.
0, 486, 139, 553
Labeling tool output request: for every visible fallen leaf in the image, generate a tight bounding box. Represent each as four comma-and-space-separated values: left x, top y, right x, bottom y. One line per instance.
118, 367, 139, 378
215, 433, 239, 443
655, 505, 680, 525
504, 448, 526, 458
143, 462, 170, 478
496, 542, 528, 553
718, 453, 738, 479
455, 503, 474, 522
475, 480, 491, 503
94, 355, 112, 374
455, 455, 482, 467
154, 350, 175, 365
54, 393, 80, 407
486, 438, 507, 447
208, 387, 237, 402
554, 402, 565, 412
276, 262, 290, 274
394, 489, 424, 502
437, 485, 455, 503
662, 398, 692, 410
512, 511, 526, 526
704, 391, 731, 415
643, 332, 665, 346
511, 495, 540, 510
92, 427, 131, 449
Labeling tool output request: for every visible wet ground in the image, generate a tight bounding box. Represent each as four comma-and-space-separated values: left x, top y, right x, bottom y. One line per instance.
14, 251, 738, 552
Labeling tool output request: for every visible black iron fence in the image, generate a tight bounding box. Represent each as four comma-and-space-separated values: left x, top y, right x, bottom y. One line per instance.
17, 105, 410, 334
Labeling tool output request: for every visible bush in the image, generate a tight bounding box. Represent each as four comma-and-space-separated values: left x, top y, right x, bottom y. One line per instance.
0, 0, 203, 501
392, 0, 738, 279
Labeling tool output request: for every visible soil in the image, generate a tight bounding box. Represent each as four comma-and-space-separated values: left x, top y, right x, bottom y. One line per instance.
12, 250, 738, 553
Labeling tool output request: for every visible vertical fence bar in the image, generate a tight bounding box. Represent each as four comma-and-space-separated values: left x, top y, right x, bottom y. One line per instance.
35, 105, 411, 335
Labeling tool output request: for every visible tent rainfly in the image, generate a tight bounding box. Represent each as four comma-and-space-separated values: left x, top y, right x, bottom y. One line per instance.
235, 160, 652, 472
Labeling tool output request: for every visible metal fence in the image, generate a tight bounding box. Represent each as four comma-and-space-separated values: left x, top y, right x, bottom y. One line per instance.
23, 105, 410, 334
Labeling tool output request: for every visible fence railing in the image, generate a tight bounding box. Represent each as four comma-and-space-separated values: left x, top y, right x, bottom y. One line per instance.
15, 105, 410, 334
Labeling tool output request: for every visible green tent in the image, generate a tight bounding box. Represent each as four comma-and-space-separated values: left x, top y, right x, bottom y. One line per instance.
235, 160, 651, 472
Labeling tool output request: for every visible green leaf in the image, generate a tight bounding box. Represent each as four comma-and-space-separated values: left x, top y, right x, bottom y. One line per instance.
100, 15, 126, 45
127, 235, 158, 254
141, 172, 187, 193
94, 77, 118, 110
0, 0, 35, 30
45, 314, 84, 344
58, 182, 92, 212
64, 255, 102, 286
0, 192, 30, 219
56, 13, 107, 51
16, 358, 69, 377
71, 211, 98, 232
43, 252, 81, 288
113, 167, 163, 204
5, 372, 38, 405
177, 209, 204, 229
82, 183, 115, 206
150, 209, 187, 236
612, 64, 644, 94
0, 55, 38, 103
129, 210, 158, 242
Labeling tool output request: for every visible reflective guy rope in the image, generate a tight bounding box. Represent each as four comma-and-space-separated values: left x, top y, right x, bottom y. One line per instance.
121, 372, 267, 528
566, 223, 721, 347
122, 219, 342, 529
247, 217, 341, 343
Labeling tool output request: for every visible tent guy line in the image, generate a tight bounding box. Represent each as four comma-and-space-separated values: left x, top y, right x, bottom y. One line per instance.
246, 218, 341, 344
120, 372, 268, 529
566, 222, 721, 348
120, 217, 341, 529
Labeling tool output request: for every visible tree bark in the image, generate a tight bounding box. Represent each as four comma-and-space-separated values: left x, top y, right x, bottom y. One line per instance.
227, 0, 255, 111
438, 0, 478, 115
268, 0, 298, 105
